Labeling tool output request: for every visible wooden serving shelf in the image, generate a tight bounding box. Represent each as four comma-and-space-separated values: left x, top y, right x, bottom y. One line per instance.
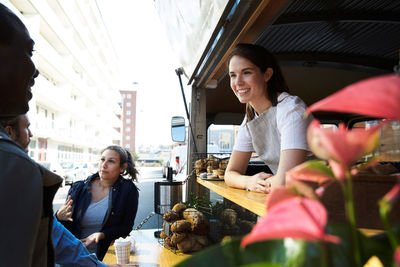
197, 178, 267, 217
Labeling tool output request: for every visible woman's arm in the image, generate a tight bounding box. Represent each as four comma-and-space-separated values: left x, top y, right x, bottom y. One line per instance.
224, 150, 272, 193
271, 149, 308, 188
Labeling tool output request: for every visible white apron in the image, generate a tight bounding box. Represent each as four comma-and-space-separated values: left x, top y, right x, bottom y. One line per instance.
247, 107, 281, 174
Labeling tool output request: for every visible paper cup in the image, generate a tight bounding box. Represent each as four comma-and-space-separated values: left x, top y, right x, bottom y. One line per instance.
114, 238, 131, 264
129, 236, 136, 253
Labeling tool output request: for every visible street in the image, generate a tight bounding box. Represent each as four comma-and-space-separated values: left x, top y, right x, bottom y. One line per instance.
53, 166, 165, 230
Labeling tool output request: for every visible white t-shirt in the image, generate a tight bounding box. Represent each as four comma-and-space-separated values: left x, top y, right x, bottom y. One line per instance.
233, 92, 310, 152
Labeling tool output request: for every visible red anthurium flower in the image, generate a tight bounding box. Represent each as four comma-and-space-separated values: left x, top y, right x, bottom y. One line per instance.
266, 184, 318, 210
329, 160, 346, 180
395, 246, 400, 266
307, 120, 381, 169
241, 197, 340, 247
382, 175, 400, 207
307, 74, 400, 121
266, 187, 298, 210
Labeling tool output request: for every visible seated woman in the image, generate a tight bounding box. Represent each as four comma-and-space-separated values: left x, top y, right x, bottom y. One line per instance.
224, 43, 311, 193
57, 145, 139, 260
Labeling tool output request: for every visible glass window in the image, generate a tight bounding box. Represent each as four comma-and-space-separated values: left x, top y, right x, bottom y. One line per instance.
126, 127, 131, 132
353, 120, 400, 161
126, 136, 130, 140
126, 102, 131, 107
126, 110, 131, 115
126, 118, 131, 124
127, 94, 131, 99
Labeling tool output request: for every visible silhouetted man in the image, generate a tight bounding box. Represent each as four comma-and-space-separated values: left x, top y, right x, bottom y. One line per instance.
0, 4, 61, 266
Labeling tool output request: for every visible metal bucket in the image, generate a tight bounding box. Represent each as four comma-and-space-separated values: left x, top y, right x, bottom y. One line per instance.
154, 181, 185, 215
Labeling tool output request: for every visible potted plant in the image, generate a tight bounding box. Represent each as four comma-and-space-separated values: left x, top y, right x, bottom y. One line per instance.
175, 74, 400, 267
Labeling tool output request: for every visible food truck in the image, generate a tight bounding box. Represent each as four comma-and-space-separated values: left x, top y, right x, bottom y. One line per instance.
156, 0, 400, 222
107, 0, 400, 264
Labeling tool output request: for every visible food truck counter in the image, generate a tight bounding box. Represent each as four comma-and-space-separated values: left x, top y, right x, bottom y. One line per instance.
103, 229, 190, 266
197, 178, 267, 217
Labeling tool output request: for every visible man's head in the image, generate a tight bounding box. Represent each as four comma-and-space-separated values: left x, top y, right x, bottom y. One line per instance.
0, 4, 38, 118
0, 114, 32, 152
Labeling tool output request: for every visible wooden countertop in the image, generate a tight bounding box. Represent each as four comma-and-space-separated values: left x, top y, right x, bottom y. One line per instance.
103, 229, 190, 266
197, 178, 267, 217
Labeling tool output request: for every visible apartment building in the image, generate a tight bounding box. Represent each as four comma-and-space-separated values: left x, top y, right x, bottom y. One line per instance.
4, 0, 123, 168
120, 89, 137, 153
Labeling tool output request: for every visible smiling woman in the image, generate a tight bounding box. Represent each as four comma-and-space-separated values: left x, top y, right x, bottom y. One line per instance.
224, 43, 312, 193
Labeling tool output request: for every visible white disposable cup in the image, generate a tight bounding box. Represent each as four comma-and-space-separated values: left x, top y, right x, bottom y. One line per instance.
114, 239, 131, 264
129, 236, 136, 253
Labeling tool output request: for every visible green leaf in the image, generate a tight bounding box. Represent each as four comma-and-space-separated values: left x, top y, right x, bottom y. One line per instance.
241, 263, 282, 267
174, 236, 244, 267
361, 227, 398, 266
304, 160, 335, 179
174, 224, 400, 267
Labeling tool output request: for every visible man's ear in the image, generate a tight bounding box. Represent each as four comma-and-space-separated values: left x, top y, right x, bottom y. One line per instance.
4, 126, 16, 140
264, 68, 274, 83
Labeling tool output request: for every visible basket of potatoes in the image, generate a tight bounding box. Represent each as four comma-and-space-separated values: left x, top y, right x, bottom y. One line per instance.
160, 203, 210, 253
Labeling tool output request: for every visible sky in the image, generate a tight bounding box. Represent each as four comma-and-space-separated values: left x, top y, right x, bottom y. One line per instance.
97, 0, 189, 148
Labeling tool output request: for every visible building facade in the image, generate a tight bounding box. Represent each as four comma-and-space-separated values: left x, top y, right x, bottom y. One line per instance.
120, 90, 137, 153
4, 0, 123, 170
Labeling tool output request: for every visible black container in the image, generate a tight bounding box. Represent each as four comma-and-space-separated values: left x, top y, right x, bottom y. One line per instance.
154, 181, 185, 215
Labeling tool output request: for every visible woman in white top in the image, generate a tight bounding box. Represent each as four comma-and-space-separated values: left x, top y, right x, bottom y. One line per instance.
225, 43, 310, 193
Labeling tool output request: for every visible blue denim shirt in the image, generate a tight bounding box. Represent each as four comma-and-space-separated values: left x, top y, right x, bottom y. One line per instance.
53, 217, 107, 266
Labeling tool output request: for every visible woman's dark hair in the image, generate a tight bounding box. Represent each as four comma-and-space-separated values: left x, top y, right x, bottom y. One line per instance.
228, 43, 289, 121
102, 145, 138, 182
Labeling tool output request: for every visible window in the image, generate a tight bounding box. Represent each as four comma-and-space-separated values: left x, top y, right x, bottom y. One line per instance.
29, 140, 37, 159
126, 118, 131, 124
38, 138, 47, 161
126, 110, 131, 115
126, 127, 131, 132
126, 136, 130, 140
353, 120, 400, 160
219, 132, 232, 150
126, 102, 131, 107
127, 94, 131, 99
126, 144, 130, 148
51, 112, 55, 129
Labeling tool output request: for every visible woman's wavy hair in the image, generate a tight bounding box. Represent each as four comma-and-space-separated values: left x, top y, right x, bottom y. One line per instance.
101, 145, 138, 182
228, 43, 289, 121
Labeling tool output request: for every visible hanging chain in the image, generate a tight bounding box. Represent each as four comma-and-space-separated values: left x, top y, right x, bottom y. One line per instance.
134, 212, 155, 230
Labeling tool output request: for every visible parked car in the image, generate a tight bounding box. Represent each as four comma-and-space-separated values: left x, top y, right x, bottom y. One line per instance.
62, 162, 97, 185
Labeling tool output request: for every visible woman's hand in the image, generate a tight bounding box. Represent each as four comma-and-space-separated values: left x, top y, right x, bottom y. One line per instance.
246, 172, 273, 193
56, 195, 73, 221
80, 232, 105, 247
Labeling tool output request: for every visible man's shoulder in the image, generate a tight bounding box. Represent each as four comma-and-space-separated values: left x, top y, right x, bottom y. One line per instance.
0, 135, 33, 163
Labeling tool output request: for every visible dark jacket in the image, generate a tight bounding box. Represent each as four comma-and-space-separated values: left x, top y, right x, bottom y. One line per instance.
0, 130, 62, 267
61, 173, 139, 260
35, 165, 63, 267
